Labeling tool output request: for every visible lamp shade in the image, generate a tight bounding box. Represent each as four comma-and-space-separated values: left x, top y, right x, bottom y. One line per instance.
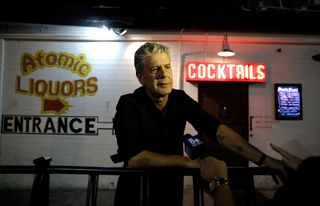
112, 27, 127, 36
217, 34, 235, 57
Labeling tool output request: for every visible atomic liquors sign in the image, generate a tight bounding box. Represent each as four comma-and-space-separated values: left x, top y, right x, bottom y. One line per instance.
1, 50, 112, 135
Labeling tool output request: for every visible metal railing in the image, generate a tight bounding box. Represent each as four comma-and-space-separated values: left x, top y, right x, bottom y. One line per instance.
0, 159, 204, 206
0, 157, 280, 206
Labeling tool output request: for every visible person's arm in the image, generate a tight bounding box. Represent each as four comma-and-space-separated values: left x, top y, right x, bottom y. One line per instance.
216, 124, 284, 172
212, 184, 235, 206
199, 157, 236, 206
127, 150, 200, 168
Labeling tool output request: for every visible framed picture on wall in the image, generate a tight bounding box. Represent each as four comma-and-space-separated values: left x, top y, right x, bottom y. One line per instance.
274, 83, 303, 120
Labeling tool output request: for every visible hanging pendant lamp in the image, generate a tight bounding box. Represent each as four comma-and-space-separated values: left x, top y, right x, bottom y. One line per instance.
217, 34, 235, 57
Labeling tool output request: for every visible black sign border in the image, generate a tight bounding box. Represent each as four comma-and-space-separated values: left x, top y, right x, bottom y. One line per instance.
274, 83, 303, 120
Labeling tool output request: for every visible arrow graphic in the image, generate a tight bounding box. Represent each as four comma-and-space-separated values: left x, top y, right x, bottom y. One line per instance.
41, 97, 72, 115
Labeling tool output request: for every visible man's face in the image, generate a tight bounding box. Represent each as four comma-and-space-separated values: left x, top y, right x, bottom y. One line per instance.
137, 53, 173, 98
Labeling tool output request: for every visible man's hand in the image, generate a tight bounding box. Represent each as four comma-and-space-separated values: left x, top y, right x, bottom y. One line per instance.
198, 156, 228, 181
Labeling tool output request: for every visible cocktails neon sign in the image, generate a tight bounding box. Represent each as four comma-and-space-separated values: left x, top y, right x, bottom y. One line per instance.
186, 62, 266, 82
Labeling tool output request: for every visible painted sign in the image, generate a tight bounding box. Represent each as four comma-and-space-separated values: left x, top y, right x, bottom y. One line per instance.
1, 115, 112, 135
186, 62, 266, 82
1, 49, 113, 135
16, 50, 98, 115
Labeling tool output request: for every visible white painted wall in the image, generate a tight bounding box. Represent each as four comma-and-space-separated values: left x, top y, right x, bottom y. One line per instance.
0, 25, 320, 190
0, 39, 4, 159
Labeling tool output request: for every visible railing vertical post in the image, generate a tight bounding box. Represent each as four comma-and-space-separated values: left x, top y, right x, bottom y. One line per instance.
29, 156, 52, 206
139, 175, 146, 206
86, 173, 99, 206
248, 174, 256, 206
139, 175, 151, 206
192, 171, 202, 206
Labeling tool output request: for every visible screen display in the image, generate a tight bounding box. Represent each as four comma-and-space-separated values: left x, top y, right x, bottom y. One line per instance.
274, 83, 303, 120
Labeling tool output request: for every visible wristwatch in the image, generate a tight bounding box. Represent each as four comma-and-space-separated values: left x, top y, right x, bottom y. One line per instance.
208, 177, 229, 193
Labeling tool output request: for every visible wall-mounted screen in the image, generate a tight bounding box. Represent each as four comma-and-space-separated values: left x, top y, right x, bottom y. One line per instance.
274, 83, 303, 120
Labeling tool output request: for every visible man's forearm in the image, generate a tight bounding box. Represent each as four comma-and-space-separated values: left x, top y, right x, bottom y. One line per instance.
216, 124, 265, 164
127, 150, 199, 168
211, 184, 236, 206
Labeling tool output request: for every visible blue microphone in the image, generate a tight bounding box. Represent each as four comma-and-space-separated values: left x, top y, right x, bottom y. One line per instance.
184, 134, 205, 159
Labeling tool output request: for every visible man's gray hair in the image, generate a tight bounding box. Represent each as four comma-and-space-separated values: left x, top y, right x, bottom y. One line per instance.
134, 42, 170, 73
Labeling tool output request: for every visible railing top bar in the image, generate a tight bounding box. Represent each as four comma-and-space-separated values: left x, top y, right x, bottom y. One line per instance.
48, 166, 201, 176
0, 165, 278, 176
0, 165, 201, 176
227, 166, 279, 175
0, 165, 36, 174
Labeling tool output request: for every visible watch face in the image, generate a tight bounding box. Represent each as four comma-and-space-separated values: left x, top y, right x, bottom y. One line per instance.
209, 179, 216, 192
209, 177, 228, 192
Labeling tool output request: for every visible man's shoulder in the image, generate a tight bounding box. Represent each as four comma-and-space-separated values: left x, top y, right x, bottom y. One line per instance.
117, 92, 133, 101
117, 87, 145, 103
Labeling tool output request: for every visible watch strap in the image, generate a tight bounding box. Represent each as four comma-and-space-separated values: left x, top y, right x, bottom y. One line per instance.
208, 177, 229, 193
256, 153, 267, 166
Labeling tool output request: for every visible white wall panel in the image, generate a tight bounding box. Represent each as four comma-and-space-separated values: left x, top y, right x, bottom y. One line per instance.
0, 39, 4, 160
0, 40, 142, 188
0, 29, 320, 191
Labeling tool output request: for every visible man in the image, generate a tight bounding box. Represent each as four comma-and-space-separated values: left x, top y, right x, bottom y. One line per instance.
113, 42, 283, 206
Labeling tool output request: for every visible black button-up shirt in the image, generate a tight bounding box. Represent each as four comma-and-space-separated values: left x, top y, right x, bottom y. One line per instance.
113, 86, 220, 206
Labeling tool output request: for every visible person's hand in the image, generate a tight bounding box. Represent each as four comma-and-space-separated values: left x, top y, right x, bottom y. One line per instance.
270, 143, 302, 171
198, 156, 228, 181
184, 156, 201, 168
